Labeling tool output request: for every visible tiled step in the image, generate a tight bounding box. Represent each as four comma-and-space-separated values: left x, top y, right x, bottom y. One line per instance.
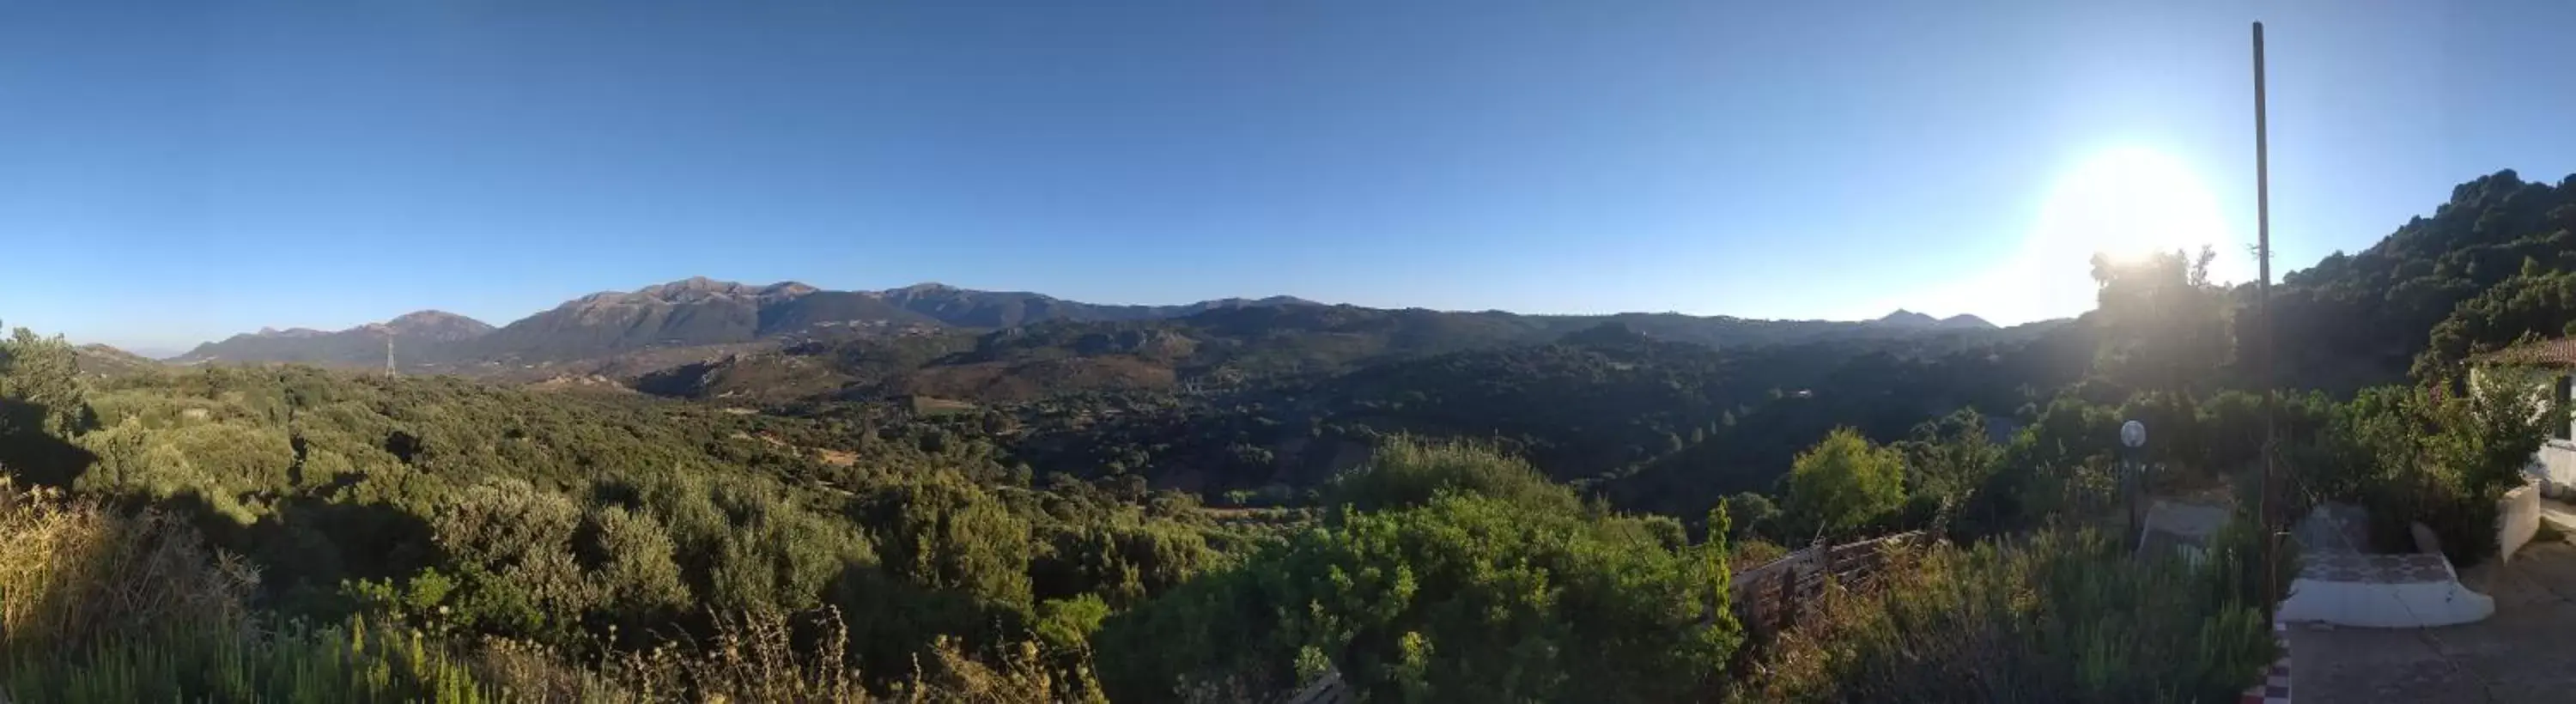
2239, 622, 2290, 703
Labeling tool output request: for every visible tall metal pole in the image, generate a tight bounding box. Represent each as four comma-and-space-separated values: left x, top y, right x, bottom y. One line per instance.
2253, 21, 2278, 622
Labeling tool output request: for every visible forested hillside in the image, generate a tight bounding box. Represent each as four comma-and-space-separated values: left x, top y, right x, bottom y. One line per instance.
2260, 170, 2576, 392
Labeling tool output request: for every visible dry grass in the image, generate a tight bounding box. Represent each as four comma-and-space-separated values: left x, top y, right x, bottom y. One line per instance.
472, 604, 1101, 703
892, 636, 1091, 704
0, 477, 257, 652
608, 608, 865, 703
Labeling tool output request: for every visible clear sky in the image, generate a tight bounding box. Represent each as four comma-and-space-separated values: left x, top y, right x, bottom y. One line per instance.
3, 1, 2572, 354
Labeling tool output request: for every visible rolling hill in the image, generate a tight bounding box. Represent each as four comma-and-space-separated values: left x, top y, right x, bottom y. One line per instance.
71, 343, 166, 378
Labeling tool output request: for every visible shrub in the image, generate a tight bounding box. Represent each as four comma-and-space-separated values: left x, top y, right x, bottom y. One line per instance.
1096, 491, 1741, 703
1324, 434, 1580, 515
432, 479, 597, 640
1739, 527, 2283, 703
579, 505, 692, 615
2304, 377, 2559, 565
865, 471, 1036, 608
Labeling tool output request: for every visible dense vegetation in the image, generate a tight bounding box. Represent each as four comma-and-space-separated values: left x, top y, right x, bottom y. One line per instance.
2263, 170, 2576, 391
9, 170, 2576, 701
1094, 441, 1740, 702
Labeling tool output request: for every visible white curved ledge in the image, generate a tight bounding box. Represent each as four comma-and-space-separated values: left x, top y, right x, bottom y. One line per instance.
2275, 553, 2494, 628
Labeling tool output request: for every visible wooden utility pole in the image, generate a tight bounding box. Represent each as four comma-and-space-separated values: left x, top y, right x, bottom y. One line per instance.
2253, 21, 2278, 622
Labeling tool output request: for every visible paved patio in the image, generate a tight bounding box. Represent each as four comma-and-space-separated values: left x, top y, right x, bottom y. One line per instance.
2290, 538, 2576, 702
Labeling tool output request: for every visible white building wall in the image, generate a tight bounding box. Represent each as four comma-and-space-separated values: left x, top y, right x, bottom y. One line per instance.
2539, 440, 2576, 487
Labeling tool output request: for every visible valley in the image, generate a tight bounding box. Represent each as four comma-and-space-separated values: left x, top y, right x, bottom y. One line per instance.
128, 276, 2070, 507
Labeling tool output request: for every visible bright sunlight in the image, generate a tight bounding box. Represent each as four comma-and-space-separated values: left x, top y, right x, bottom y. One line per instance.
1889, 146, 2245, 326
2033, 146, 2240, 275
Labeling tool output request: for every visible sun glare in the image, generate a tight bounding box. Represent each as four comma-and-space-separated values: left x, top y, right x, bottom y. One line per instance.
2033, 147, 2239, 276
1913, 147, 2245, 325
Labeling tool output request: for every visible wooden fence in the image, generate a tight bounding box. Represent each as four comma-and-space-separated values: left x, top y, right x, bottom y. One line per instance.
1729, 530, 1925, 636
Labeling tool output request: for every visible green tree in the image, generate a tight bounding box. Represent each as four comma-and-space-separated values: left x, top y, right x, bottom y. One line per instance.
2089, 246, 2234, 396
0, 325, 95, 487
1896, 409, 1997, 501
0, 325, 89, 438
1720, 492, 1782, 541
1787, 428, 1905, 536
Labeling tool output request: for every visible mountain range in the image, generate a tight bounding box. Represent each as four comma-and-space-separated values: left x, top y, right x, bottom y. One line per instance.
171, 277, 2005, 373
174, 278, 1326, 366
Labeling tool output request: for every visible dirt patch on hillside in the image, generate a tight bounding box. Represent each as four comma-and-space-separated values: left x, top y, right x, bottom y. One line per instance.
811, 447, 859, 467
529, 374, 639, 393
733, 431, 859, 468
891, 355, 1177, 403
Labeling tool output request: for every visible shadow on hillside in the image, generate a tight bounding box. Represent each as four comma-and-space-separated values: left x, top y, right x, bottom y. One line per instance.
831, 562, 1021, 677
0, 399, 98, 488
149, 489, 441, 613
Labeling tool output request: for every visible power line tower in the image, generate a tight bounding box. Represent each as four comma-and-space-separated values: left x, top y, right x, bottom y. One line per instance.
386, 334, 398, 379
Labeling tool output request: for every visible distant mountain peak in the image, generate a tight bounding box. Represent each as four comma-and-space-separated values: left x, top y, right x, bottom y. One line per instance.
761, 282, 817, 297
580, 277, 817, 306
374, 310, 497, 341
387, 309, 480, 326
637, 276, 738, 298
1869, 309, 1996, 331
1188, 294, 1323, 310
1875, 309, 1939, 327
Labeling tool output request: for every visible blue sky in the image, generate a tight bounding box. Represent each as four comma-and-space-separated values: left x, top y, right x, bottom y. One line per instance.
3, 1, 2572, 354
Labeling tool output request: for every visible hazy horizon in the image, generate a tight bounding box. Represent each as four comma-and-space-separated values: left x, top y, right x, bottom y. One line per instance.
7, 1, 2575, 350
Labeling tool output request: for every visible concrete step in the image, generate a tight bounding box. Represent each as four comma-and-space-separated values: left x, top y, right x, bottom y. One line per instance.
2538, 499, 2576, 536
